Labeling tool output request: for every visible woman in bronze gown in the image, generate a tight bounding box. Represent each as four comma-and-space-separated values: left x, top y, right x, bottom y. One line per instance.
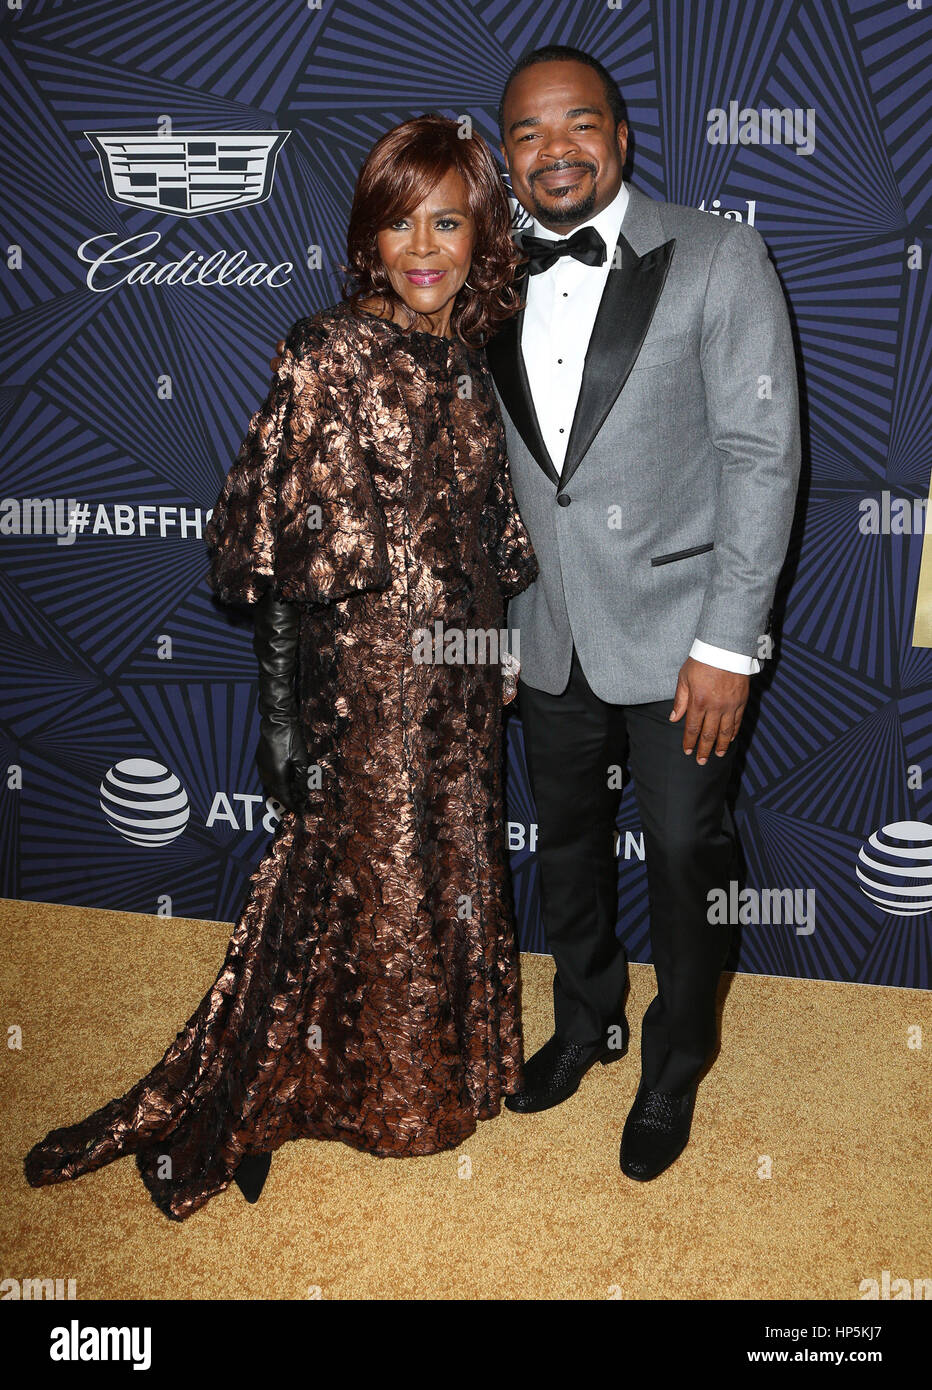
22, 116, 538, 1221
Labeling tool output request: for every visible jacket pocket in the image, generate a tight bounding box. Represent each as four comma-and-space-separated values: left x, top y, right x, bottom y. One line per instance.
631, 332, 689, 369
650, 541, 714, 567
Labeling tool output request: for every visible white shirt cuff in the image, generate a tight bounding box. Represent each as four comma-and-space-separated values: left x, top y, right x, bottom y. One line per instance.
690, 638, 761, 675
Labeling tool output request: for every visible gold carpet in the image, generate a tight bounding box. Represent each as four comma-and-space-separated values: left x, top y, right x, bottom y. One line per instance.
2, 897, 929, 1300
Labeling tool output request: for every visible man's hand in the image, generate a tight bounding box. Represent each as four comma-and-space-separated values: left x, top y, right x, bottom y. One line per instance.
669, 657, 749, 764
269, 338, 285, 377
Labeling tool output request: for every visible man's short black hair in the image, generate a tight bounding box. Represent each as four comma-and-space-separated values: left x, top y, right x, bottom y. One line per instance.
498, 44, 627, 140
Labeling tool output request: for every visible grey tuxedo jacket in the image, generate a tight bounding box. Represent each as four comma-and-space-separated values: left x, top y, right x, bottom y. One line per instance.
486, 181, 801, 705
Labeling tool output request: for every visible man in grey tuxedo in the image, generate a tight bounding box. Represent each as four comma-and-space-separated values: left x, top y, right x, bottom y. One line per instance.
489, 46, 801, 1179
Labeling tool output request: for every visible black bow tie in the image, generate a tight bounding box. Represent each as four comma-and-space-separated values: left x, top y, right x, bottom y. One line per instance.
521, 225, 607, 275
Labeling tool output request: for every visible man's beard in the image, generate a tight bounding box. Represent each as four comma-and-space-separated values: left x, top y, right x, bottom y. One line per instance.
528, 165, 597, 225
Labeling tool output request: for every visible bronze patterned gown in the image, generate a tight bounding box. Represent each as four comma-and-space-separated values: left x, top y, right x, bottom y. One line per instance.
23, 300, 539, 1221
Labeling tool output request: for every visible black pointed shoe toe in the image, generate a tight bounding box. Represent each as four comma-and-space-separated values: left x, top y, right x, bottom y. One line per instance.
233, 1151, 272, 1204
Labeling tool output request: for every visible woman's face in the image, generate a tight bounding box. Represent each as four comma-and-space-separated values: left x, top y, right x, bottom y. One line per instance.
376, 168, 475, 330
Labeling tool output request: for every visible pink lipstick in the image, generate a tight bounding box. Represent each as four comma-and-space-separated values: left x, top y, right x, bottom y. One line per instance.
403, 270, 446, 286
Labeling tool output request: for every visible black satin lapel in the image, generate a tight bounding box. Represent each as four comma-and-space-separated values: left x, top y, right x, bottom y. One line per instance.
559, 234, 677, 490
485, 269, 560, 488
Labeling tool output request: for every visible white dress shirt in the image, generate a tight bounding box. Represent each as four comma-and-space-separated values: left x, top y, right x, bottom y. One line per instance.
519, 180, 760, 676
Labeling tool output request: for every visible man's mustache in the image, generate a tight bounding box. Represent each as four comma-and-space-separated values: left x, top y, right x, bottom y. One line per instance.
529, 162, 596, 185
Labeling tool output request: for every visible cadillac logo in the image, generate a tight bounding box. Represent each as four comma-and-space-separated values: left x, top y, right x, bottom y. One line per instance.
85, 129, 290, 217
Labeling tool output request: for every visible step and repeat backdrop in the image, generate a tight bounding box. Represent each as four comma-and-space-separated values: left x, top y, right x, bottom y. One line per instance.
2, 0, 930, 987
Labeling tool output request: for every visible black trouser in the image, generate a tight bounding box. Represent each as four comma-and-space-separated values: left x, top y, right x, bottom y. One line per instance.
517, 645, 738, 1097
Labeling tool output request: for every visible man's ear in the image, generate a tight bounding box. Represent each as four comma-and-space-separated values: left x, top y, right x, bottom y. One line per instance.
500, 141, 509, 170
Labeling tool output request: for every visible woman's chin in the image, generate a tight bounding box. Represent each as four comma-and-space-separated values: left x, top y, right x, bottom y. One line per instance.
396, 283, 462, 316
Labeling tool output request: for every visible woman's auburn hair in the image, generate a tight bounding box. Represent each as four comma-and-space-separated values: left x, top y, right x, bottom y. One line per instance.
342, 115, 524, 348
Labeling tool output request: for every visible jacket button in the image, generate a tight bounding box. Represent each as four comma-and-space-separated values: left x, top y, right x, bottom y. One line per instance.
557, 494, 571, 507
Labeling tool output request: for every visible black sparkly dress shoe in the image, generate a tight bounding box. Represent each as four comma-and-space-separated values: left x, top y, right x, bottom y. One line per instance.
505, 1023, 629, 1114
233, 1152, 272, 1204
619, 1083, 698, 1181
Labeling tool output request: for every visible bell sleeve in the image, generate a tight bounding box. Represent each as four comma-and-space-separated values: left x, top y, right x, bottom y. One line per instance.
205, 318, 391, 609
479, 438, 540, 600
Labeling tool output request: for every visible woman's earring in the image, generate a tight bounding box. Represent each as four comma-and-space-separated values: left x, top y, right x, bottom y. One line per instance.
463, 279, 475, 290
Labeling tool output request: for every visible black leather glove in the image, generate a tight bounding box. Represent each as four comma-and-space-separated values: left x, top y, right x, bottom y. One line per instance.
252, 589, 310, 813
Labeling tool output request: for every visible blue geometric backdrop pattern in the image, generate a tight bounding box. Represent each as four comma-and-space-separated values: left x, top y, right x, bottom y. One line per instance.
1, 0, 930, 987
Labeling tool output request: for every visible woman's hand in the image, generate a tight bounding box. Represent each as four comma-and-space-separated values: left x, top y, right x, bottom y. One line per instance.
255, 717, 311, 815
252, 590, 310, 813
269, 338, 286, 378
